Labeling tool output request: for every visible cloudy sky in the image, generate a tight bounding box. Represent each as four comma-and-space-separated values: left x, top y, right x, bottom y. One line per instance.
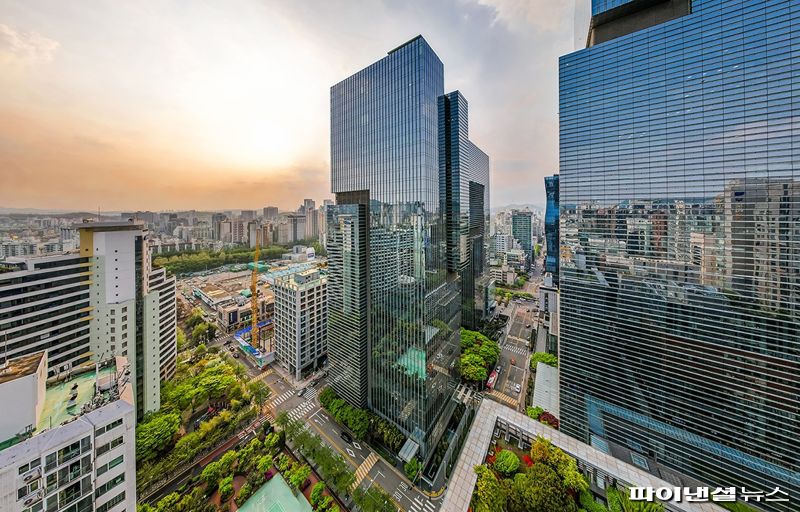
0, 0, 582, 212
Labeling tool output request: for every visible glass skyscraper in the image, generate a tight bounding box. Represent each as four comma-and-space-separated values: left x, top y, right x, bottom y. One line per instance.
559, 1, 799, 509
327, 36, 466, 464
544, 174, 559, 279
439, 91, 491, 329
511, 210, 533, 265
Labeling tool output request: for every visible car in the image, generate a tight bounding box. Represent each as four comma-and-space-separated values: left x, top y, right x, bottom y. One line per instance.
495, 366, 502, 374
526, 324, 531, 328
340, 431, 353, 444
232, 352, 240, 359
296, 388, 305, 397
526, 309, 530, 312
514, 383, 521, 394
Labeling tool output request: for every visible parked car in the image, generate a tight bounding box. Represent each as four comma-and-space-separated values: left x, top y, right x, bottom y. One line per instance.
232, 352, 240, 359
495, 365, 502, 374
514, 383, 521, 394
340, 431, 353, 444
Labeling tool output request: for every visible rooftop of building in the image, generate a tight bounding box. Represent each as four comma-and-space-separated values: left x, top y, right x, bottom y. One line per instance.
0, 352, 44, 386
0, 357, 130, 452
72, 220, 144, 231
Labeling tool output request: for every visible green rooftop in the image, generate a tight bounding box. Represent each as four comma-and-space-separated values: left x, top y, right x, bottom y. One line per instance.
37, 366, 116, 433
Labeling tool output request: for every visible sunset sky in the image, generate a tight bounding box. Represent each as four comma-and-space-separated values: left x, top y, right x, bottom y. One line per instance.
0, 0, 580, 212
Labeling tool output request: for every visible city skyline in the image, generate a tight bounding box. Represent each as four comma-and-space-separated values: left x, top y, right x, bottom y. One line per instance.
0, 0, 576, 212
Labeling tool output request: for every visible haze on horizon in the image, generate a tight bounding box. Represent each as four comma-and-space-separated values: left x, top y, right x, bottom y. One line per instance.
0, 0, 576, 212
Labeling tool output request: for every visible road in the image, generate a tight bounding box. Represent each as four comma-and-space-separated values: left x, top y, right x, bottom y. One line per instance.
251, 364, 438, 512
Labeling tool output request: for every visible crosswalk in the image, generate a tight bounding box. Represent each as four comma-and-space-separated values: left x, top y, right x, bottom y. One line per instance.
354, 453, 378, 486
505, 344, 529, 356
270, 389, 294, 408
251, 368, 274, 382
487, 389, 517, 407
286, 400, 315, 422
409, 494, 436, 512
304, 387, 319, 401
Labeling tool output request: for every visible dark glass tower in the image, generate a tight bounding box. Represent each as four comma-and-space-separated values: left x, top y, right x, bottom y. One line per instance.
439, 91, 491, 329
511, 210, 533, 265
559, 1, 799, 509
328, 36, 462, 463
544, 175, 559, 279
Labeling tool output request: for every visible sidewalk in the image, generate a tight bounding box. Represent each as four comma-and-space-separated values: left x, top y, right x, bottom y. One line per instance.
268, 362, 324, 390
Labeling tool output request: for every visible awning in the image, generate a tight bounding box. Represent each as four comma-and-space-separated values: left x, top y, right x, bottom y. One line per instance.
398, 438, 419, 463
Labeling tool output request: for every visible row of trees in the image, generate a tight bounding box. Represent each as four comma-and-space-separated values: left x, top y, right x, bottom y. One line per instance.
153, 246, 288, 275
459, 328, 501, 383
185, 308, 218, 346
526, 406, 560, 429
318, 387, 407, 452
277, 412, 397, 512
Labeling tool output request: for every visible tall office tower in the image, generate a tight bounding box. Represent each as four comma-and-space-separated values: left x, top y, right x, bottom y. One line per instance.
559, 1, 799, 509
273, 269, 328, 380
303, 199, 316, 212
231, 219, 246, 244
438, 91, 490, 329
262, 206, 279, 221
511, 209, 533, 264
0, 353, 137, 512
305, 206, 319, 240
240, 210, 257, 222
287, 214, 307, 243
78, 221, 176, 420
328, 36, 461, 465
544, 175, 559, 279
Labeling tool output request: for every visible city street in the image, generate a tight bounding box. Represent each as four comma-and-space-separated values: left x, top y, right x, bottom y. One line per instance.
252, 365, 439, 512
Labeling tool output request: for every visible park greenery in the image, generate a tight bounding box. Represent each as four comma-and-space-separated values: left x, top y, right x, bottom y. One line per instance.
473, 436, 665, 512
153, 246, 288, 275
530, 352, 558, 370
277, 412, 397, 512
185, 308, 218, 346
318, 387, 407, 452
135, 346, 264, 494
140, 423, 317, 512
459, 328, 501, 384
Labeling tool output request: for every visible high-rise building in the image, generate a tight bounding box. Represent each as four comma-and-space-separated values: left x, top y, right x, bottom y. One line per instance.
0, 353, 136, 512
559, 1, 799, 509
240, 210, 257, 222
438, 91, 490, 329
262, 206, 279, 221
327, 36, 462, 466
273, 269, 328, 380
286, 214, 307, 244
544, 175, 559, 279
510, 209, 533, 265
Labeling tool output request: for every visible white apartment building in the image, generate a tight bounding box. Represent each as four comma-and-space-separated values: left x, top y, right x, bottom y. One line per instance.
0, 221, 177, 422
0, 352, 136, 512
273, 269, 327, 380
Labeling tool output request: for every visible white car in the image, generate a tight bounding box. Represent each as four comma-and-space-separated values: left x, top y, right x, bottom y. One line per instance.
514, 383, 521, 394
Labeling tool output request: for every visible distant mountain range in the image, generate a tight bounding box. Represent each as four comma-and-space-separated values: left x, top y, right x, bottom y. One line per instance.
0, 207, 105, 218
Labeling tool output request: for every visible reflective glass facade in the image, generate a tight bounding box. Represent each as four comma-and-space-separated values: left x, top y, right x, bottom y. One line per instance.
329, 36, 461, 461
559, 1, 799, 509
439, 91, 491, 329
511, 210, 533, 263
591, 0, 637, 16
544, 174, 559, 279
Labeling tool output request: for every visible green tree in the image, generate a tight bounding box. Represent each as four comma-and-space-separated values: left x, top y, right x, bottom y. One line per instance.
287, 463, 311, 489
201, 460, 223, 489
136, 412, 181, 462
176, 328, 188, 352
310, 482, 326, 507
248, 380, 271, 409
218, 475, 234, 502
186, 308, 205, 330
493, 450, 521, 477
478, 341, 500, 369
530, 352, 558, 369
460, 353, 489, 382
195, 343, 208, 359
529, 436, 587, 493
473, 465, 506, 512
507, 464, 576, 512
256, 454, 273, 473
404, 458, 421, 481
526, 406, 544, 420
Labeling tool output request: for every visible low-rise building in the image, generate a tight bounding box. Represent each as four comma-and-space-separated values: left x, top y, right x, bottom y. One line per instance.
0, 352, 136, 512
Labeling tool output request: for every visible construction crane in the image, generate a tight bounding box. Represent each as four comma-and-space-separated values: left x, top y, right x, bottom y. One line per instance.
250, 231, 260, 349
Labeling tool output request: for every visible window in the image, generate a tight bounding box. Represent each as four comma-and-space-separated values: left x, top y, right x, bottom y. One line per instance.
96, 419, 122, 436
96, 491, 125, 512
95, 473, 124, 498
96, 436, 123, 457
96, 455, 123, 476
